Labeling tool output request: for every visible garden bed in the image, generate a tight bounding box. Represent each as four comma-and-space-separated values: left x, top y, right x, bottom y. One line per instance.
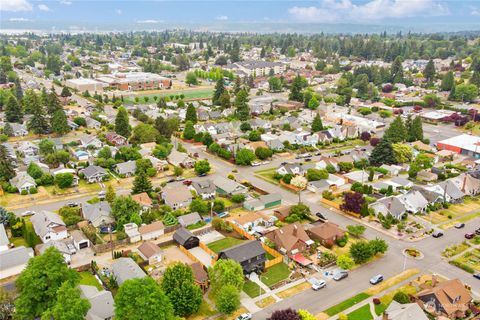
441, 242, 470, 258
403, 248, 423, 259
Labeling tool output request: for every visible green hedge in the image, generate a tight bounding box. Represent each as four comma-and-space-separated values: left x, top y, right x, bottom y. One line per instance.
449, 260, 475, 274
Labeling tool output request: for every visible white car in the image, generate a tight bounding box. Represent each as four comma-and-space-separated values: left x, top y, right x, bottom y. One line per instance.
21, 210, 36, 217
236, 313, 252, 320
309, 278, 326, 290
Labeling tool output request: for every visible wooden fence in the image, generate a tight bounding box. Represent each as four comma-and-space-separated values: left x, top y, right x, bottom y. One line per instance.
226, 220, 255, 240
199, 242, 218, 265
179, 245, 200, 264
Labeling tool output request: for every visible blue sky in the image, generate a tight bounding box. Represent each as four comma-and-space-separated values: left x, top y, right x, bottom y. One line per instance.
1, 0, 480, 31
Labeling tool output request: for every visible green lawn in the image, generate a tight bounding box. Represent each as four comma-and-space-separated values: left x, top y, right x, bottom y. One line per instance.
10, 236, 28, 247
123, 87, 214, 104
207, 237, 245, 253
374, 303, 388, 316
254, 168, 279, 185
24, 220, 42, 247
453, 249, 480, 272
79, 271, 103, 291
471, 236, 480, 245
347, 304, 373, 320
260, 263, 291, 288
265, 252, 275, 260
243, 280, 265, 298
324, 293, 371, 316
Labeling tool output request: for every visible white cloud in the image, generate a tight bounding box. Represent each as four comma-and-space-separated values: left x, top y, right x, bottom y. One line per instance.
59, 0, 72, 5
9, 17, 31, 21
115, 8, 122, 15
0, 0, 33, 12
472, 7, 480, 16
215, 15, 228, 21
136, 19, 161, 24
289, 0, 449, 22
37, 4, 50, 11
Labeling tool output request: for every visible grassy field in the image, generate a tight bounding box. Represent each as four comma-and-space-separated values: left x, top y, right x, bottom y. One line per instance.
426, 197, 480, 228
255, 296, 276, 308
324, 292, 371, 316
260, 263, 291, 288
79, 271, 103, 290
207, 237, 245, 253
276, 281, 311, 299
254, 168, 279, 185
347, 304, 373, 320
123, 87, 214, 104
243, 280, 265, 298
187, 300, 216, 320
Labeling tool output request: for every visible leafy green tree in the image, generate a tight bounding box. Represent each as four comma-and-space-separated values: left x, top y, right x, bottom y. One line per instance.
383, 116, 407, 143
308, 95, 320, 110
28, 95, 50, 134
130, 124, 160, 144
392, 143, 413, 163
55, 173, 74, 189
105, 184, 116, 204
289, 75, 306, 102
51, 109, 70, 134
346, 225, 366, 238
440, 71, 455, 91
306, 168, 328, 181
189, 198, 209, 215
336, 255, 354, 270
39, 138, 55, 155
115, 106, 131, 138
349, 241, 374, 264
453, 83, 478, 102
353, 74, 369, 98
234, 89, 250, 121
111, 195, 142, 228
312, 114, 323, 132
369, 139, 395, 166
235, 148, 256, 165
471, 71, 480, 88
161, 263, 202, 317
248, 130, 261, 141
0, 145, 16, 181
255, 147, 273, 160
3, 122, 13, 137
185, 72, 198, 86
115, 277, 174, 320
183, 121, 196, 140
269, 77, 282, 92
15, 247, 79, 318
185, 103, 197, 123
393, 291, 410, 304
5, 95, 22, 123
173, 166, 183, 177
27, 162, 44, 179
41, 282, 90, 320
46, 91, 62, 114
216, 284, 240, 314
219, 91, 231, 109
212, 78, 225, 105
202, 132, 213, 146
132, 170, 153, 194
369, 238, 388, 254
209, 259, 244, 294
194, 160, 211, 175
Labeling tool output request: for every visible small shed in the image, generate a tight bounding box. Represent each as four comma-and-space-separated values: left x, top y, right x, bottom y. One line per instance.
71, 230, 90, 250
173, 228, 199, 249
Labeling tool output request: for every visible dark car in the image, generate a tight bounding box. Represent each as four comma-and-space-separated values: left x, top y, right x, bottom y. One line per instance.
305, 158, 312, 162
281, 162, 288, 166
465, 232, 475, 239
432, 231, 444, 238
183, 180, 192, 186
67, 202, 79, 207
473, 273, 480, 280
455, 223, 465, 229
167, 179, 176, 183
476, 228, 480, 235
198, 173, 207, 177
316, 212, 328, 221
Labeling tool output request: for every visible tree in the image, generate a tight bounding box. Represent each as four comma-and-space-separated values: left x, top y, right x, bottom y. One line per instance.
0, 145, 15, 181
39, 138, 55, 155
340, 192, 365, 214
423, 59, 436, 82
234, 89, 250, 121
130, 124, 160, 144
173, 166, 183, 177
267, 309, 301, 320
390, 56, 404, 83
255, 147, 273, 160
454, 83, 478, 102
27, 162, 44, 179
369, 238, 388, 254
248, 130, 261, 141
235, 148, 256, 165
3, 122, 13, 137
393, 291, 410, 304
268, 77, 282, 92
212, 78, 225, 105
5, 95, 22, 123
346, 225, 366, 238
306, 168, 328, 181
440, 71, 455, 91
289, 75, 306, 102
392, 143, 413, 163
202, 132, 213, 146
132, 170, 153, 194
55, 173, 74, 189
115, 106, 131, 138
291, 175, 308, 191
219, 91, 231, 109
183, 121, 196, 140
115, 277, 174, 320
423, 93, 441, 108
111, 195, 142, 228
407, 116, 423, 142
41, 282, 90, 320
194, 160, 211, 175
240, 122, 252, 132
209, 259, 244, 294
46, 91, 62, 114
311, 114, 323, 132
15, 247, 79, 318
60, 86, 72, 97
384, 116, 407, 143
288, 203, 311, 220
185, 72, 198, 86
369, 139, 395, 166
0, 286, 15, 320
298, 309, 316, 320
51, 109, 70, 134
336, 254, 354, 270
185, 103, 197, 123
349, 241, 374, 264
105, 184, 116, 203
216, 284, 240, 314
161, 263, 202, 317
471, 71, 480, 88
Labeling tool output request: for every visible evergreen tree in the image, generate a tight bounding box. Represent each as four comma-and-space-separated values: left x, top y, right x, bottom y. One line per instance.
51, 110, 70, 134
3, 122, 13, 136
471, 72, 480, 88
5, 95, 23, 123
60, 86, 72, 97
369, 139, 396, 166
183, 121, 196, 140
0, 69, 6, 84
157, 97, 167, 109
312, 114, 323, 132
0, 144, 15, 181
234, 89, 250, 121
440, 71, 455, 91
308, 95, 320, 110
230, 39, 240, 62
410, 116, 423, 142
185, 103, 197, 123
423, 59, 435, 82
390, 56, 404, 84
14, 78, 23, 100
289, 75, 305, 102
212, 78, 225, 105
132, 170, 153, 194
46, 91, 62, 114
247, 75, 254, 88
383, 116, 407, 143
219, 91, 231, 109
28, 95, 50, 134
448, 83, 456, 100
233, 77, 242, 94
115, 106, 131, 138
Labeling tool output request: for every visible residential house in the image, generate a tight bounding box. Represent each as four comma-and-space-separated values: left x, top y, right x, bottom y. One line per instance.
190, 262, 209, 292
390, 176, 414, 189
307, 174, 346, 193
265, 223, 314, 255
105, 132, 128, 147
139, 221, 165, 241
74, 150, 90, 161
273, 206, 291, 222
0, 246, 34, 279
438, 180, 465, 203
137, 241, 163, 265
85, 117, 101, 130
380, 164, 403, 176
79, 135, 103, 149
167, 149, 195, 168
37, 240, 72, 264
415, 278, 472, 319
266, 139, 284, 151
9, 172, 36, 193
17, 141, 39, 157
112, 257, 146, 285
276, 163, 305, 176
244, 193, 282, 211
305, 222, 345, 245
398, 190, 429, 214
124, 223, 141, 243
178, 212, 202, 227
0, 224, 9, 252
52, 168, 79, 186
451, 173, 480, 196
71, 230, 90, 250
81, 201, 114, 228
131, 192, 153, 212
162, 185, 193, 210
173, 227, 199, 249
114, 161, 136, 177
9, 122, 28, 136
213, 177, 248, 196
232, 211, 271, 231
30, 211, 68, 243
191, 180, 216, 200
370, 196, 407, 219
80, 165, 108, 183
145, 156, 169, 171
79, 285, 115, 320
218, 240, 266, 274
376, 301, 428, 320
416, 170, 438, 182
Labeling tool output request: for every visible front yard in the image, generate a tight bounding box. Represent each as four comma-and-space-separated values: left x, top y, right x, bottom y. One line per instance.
243, 280, 265, 298
422, 197, 480, 229
260, 263, 291, 288
442, 241, 471, 258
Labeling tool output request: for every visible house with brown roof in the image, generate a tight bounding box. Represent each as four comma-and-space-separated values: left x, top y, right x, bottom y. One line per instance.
190, 262, 209, 292
415, 278, 473, 319
305, 222, 345, 245
137, 241, 163, 265
131, 192, 153, 212
139, 221, 165, 241
273, 206, 291, 222
231, 211, 271, 231
265, 222, 314, 255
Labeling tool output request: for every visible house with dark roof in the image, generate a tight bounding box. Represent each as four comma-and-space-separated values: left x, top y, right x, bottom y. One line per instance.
178, 212, 202, 228
114, 160, 137, 177
9, 172, 36, 193
0, 246, 34, 279
438, 180, 465, 203
173, 228, 199, 249
370, 196, 407, 219
30, 211, 68, 243
218, 240, 266, 274
80, 165, 108, 183
213, 177, 248, 196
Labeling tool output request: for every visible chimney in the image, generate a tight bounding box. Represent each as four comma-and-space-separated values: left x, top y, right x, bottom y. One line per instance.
293, 225, 298, 237
462, 174, 467, 192
431, 274, 438, 287
382, 312, 389, 320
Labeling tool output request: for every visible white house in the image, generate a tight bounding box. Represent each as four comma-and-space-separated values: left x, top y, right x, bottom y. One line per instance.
124, 223, 141, 243
139, 221, 165, 241
9, 172, 36, 193
30, 211, 68, 243
0, 224, 9, 252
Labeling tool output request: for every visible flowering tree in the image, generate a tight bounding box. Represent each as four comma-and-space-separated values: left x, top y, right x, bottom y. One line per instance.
291, 175, 308, 203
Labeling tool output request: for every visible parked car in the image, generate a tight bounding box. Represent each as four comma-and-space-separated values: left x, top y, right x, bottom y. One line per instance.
432, 231, 444, 238
183, 180, 192, 186
309, 278, 326, 290
455, 223, 465, 229
236, 313, 252, 320
21, 210, 36, 217
98, 191, 106, 199
167, 179, 176, 183
198, 172, 208, 177
473, 273, 480, 280
370, 274, 384, 285
304, 158, 312, 162
316, 212, 328, 221
465, 233, 475, 239
280, 162, 288, 166
67, 202, 79, 207
475, 228, 480, 235
333, 270, 348, 281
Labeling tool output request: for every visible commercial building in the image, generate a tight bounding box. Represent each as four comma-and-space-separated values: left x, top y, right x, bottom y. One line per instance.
96, 72, 171, 91
437, 134, 480, 158
65, 78, 105, 93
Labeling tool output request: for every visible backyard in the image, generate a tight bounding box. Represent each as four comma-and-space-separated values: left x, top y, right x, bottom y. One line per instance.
207, 237, 245, 253
79, 271, 103, 291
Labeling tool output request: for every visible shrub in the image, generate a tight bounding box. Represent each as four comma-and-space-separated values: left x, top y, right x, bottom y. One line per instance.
231, 194, 245, 203
393, 291, 410, 304
29, 187, 38, 194
21, 190, 28, 195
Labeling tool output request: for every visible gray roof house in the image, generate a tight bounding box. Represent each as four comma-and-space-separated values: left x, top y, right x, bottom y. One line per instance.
213, 177, 248, 196
112, 257, 146, 285
451, 173, 480, 196
218, 241, 266, 274
178, 212, 202, 227
398, 190, 429, 214
82, 201, 114, 227
438, 180, 465, 203
9, 122, 28, 136
167, 149, 195, 168
162, 185, 193, 210
375, 301, 428, 320
9, 172, 36, 193
30, 211, 68, 243
370, 196, 407, 219
114, 160, 137, 177
191, 180, 216, 199
80, 165, 108, 183
0, 246, 34, 280
80, 285, 115, 320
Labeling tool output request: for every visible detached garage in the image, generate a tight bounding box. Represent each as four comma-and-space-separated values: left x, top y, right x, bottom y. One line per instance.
71, 230, 90, 250
244, 193, 282, 211
173, 228, 199, 250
